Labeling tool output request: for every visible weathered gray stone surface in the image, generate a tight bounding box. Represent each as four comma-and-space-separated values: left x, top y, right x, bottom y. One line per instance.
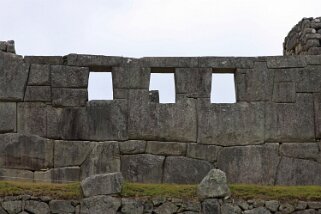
313, 93, 321, 138
2, 201, 22, 214
266, 56, 307, 68
276, 157, 321, 185
280, 143, 320, 161
0, 133, 53, 170
265, 200, 279, 212
296, 67, 321, 92
121, 154, 164, 183
51, 65, 89, 88
202, 199, 220, 214
154, 202, 178, 214
81, 172, 123, 197
119, 140, 146, 154
198, 100, 264, 146
112, 66, 150, 89
34, 167, 80, 183
197, 169, 230, 200
81, 142, 120, 179
146, 141, 187, 156
121, 198, 144, 214
81, 195, 121, 214
52, 88, 87, 107
0, 168, 33, 181
25, 200, 50, 214
198, 57, 255, 68
217, 144, 279, 184
54, 140, 94, 167
24, 56, 63, 65
187, 144, 221, 162
27, 64, 50, 85
0, 102, 16, 133
244, 207, 271, 214
272, 82, 296, 103
24, 86, 51, 102
65, 54, 123, 68
163, 156, 213, 184
49, 200, 75, 213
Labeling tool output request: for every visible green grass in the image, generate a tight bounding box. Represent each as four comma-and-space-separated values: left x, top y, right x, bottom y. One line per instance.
1, 181, 321, 201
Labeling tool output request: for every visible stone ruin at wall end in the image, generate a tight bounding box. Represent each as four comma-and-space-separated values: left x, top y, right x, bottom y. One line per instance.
0, 18, 321, 187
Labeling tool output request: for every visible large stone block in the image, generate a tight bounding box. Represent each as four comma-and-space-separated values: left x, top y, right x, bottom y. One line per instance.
28, 64, 50, 85
198, 57, 255, 68
272, 82, 296, 103
266, 56, 307, 68
54, 140, 95, 167
280, 143, 320, 161
119, 140, 146, 154
0, 168, 33, 181
197, 100, 265, 146
24, 86, 51, 102
49, 200, 75, 214
81, 142, 120, 179
163, 156, 213, 184
25, 200, 50, 214
121, 154, 164, 183
65, 54, 123, 68
175, 68, 211, 98
265, 94, 315, 141
51, 65, 89, 88
314, 93, 321, 138
17, 102, 47, 137
52, 88, 87, 107
217, 144, 280, 184
112, 66, 150, 89
81, 195, 121, 214
146, 141, 187, 156
34, 167, 80, 183
0, 52, 29, 101
187, 144, 221, 162
0, 102, 16, 133
276, 157, 321, 185
0, 133, 53, 170
128, 90, 197, 142
24, 56, 63, 65
296, 67, 321, 92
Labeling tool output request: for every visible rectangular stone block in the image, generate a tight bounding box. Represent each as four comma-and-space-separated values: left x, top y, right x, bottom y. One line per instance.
198, 57, 255, 68
0, 133, 53, 170
112, 66, 150, 89
146, 141, 187, 156
296, 67, 321, 92
186, 143, 221, 162
51, 65, 89, 88
265, 93, 315, 141
280, 143, 320, 161
314, 93, 321, 139
28, 64, 50, 85
24, 56, 63, 65
65, 54, 123, 68
217, 144, 280, 184
0, 168, 33, 181
119, 140, 146, 154
52, 88, 87, 107
24, 86, 51, 102
197, 100, 265, 146
266, 56, 307, 68
272, 82, 296, 103
17, 102, 47, 137
0, 52, 29, 101
142, 57, 180, 67
175, 68, 211, 98
0, 102, 16, 133
34, 167, 80, 183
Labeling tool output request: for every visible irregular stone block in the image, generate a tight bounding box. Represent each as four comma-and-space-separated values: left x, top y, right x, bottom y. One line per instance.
129, 91, 197, 142
265, 200, 279, 212
217, 144, 280, 184
146, 141, 187, 156
187, 144, 221, 162
0, 168, 33, 181
51, 65, 89, 88
65, 54, 123, 68
121, 198, 144, 214
272, 82, 296, 103
28, 64, 50, 85
119, 140, 146, 154
49, 200, 75, 214
244, 207, 270, 214
2, 201, 22, 214
34, 167, 80, 183
81, 142, 120, 179
24, 86, 51, 102
81, 172, 123, 197
280, 143, 320, 161
197, 169, 230, 200
0, 52, 29, 101
24, 56, 63, 65
198, 57, 255, 68
265, 94, 315, 141
201, 199, 220, 214
54, 140, 95, 167
121, 154, 164, 183
81, 195, 121, 214
0, 102, 16, 133
266, 56, 307, 68
25, 200, 50, 214
175, 68, 211, 98
52, 88, 87, 107
276, 157, 321, 185
112, 66, 150, 89
154, 202, 178, 214
17, 102, 47, 137
163, 156, 213, 184
0, 133, 53, 170
197, 100, 265, 146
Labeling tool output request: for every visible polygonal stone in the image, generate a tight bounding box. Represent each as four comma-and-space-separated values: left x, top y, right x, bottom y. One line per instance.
244, 207, 271, 214
24, 86, 51, 102
276, 157, 321, 185
163, 156, 213, 184
25, 200, 50, 214
81, 195, 121, 214
34, 167, 80, 183
198, 100, 264, 146
52, 88, 87, 107
0, 102, 16, 133
280, 143, 320, 161
81, 142, 120, 179
187, 144, 221, 162
201, 199, 220, 214
121, 154, 164, 183
49, 200, 75, 214
119, 140, 146, 154
0, 133, 53, 170
265, 200, 279, 212
121, 198, 144, 214
217, 144, 280, 184
51, 65, 89, 88
154, 202, 178, 214
81, 172, 123, 197
146, 141, 187, 156
0, 168, 33, 181
28, 64, 50, 85
2, 201, 22, 214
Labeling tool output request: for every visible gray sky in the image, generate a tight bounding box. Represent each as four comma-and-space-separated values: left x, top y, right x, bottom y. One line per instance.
1, 0, 321, 102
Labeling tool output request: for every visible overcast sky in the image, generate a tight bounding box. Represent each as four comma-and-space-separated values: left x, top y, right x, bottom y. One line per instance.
1, 0, 321, 102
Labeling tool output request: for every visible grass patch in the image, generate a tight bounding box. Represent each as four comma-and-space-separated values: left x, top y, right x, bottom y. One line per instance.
0, 181, 82, 199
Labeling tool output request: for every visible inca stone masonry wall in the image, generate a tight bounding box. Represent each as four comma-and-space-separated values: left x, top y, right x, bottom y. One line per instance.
1, 37, 321, 185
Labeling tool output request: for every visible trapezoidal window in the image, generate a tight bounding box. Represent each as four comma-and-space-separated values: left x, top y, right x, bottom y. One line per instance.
149, 72, 175, 103
211, 72, 236, 103
88, 72, 113, 100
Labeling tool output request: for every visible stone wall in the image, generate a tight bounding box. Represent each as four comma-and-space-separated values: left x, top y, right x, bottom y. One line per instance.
1, 41, 321, 185
284, 17, 321, 55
